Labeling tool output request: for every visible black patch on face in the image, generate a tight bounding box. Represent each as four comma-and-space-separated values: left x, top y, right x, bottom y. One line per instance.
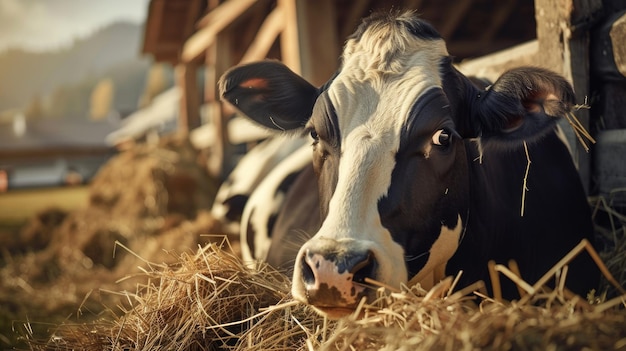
400, 88, 455, 151
310, 93, 341, 148
378, 88, 468, 278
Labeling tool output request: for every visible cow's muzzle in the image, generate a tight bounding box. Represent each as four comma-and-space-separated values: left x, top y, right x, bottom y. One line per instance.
296, 245, 378, 318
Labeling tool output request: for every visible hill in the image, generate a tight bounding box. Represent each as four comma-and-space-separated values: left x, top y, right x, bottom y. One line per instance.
0, 21, 151, 114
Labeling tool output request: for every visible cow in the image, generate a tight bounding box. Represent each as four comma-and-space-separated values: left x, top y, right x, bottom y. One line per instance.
219, 11, 599, 319
240, 143, 312, 262
211, 134, 306, 234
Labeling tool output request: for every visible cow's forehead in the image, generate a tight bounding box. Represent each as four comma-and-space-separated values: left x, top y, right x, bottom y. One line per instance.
325, 22, 449, 144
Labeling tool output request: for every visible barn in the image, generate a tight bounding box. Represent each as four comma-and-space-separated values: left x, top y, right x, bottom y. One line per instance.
139, 0, 626, 201
21, 0, 626, 350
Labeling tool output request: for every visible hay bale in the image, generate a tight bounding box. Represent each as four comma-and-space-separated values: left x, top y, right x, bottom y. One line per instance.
89, 134, 216, 220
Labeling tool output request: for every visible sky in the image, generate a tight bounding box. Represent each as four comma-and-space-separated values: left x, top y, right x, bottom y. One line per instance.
0, 0, 150, 52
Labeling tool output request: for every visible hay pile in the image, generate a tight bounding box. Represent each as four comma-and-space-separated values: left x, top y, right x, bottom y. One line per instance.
22, 239, 626, 351
0, 134, 223, 347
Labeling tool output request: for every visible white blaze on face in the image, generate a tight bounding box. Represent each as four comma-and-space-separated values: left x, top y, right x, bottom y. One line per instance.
295, 21, 450, 293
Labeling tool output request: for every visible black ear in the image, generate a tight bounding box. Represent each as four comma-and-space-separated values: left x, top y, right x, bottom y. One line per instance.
474, 67, 575, 144
219, 60, 319, 131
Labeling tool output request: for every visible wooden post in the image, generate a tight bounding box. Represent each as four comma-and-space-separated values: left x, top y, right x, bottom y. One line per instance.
205, 30, 234, 180
176, 62, 201, 134
278, 0, 339, 85
534, 0, 602, 194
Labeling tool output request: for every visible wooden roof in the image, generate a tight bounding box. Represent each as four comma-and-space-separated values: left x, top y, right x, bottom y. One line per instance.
142, 0, 209, 64
142, 0, 536, 65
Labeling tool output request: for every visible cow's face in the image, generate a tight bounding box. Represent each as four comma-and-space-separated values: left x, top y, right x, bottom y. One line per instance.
295, 15, 468, 318
220, 11, 575, 319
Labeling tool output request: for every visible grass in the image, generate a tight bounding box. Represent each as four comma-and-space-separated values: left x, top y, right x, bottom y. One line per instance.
0, 186, 90, 222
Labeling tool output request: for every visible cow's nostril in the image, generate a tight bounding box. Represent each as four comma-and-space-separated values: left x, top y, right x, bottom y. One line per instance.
351, 251, 376, 284
300, 252, 316, 286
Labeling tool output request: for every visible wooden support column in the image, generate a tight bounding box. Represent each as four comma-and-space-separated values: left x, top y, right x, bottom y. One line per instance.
278, 0, 339, 85
176, 62, 201, 135
205, 30, 234, 180
535, 0, 603, 194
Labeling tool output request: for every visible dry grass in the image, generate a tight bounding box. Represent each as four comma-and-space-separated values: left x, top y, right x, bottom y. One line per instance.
20, 236, 626, 351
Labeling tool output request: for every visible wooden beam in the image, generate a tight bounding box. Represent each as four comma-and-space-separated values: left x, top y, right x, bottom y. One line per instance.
239, 7, 285, 64
176, 62, 201, 134
181, 0, 256, 63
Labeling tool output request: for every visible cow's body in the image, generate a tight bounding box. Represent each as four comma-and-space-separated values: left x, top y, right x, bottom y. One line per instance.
211, 135, 306, 234
240, 143, 311, 262
220, 11, 599, 319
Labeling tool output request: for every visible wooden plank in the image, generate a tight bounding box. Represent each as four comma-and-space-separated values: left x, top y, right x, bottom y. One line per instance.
456, 40, 539, 81
181, 0, 256, 63
239, 7, 285, 64
176, 62, 201, 134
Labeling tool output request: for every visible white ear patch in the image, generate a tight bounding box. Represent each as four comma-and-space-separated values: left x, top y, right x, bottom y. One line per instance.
409, 214, 463, 290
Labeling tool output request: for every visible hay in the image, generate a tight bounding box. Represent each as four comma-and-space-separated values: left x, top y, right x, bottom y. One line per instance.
0, 135, 224, 348
21, 238, 626, 351
23, 239, 327, 351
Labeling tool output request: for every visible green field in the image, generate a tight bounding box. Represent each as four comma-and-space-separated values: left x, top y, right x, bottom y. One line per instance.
0, 186, 90, 223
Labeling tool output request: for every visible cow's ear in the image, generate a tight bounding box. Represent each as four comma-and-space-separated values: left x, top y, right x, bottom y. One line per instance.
474, 67, 575, 143
219, 60, 318, 131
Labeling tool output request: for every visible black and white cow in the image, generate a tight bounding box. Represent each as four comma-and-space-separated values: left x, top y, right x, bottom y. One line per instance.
211, 135, 306, 234
220, 11, 599, 318
240, 143, 311, 262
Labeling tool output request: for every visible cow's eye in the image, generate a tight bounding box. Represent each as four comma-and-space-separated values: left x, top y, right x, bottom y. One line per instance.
309, 129, 319, 141
432, 129, 451, 146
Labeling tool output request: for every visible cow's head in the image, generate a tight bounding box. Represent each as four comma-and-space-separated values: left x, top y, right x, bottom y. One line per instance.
220, 11, 575, 318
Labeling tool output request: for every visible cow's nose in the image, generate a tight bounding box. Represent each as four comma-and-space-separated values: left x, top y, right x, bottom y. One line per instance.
299, 248, 376, 306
